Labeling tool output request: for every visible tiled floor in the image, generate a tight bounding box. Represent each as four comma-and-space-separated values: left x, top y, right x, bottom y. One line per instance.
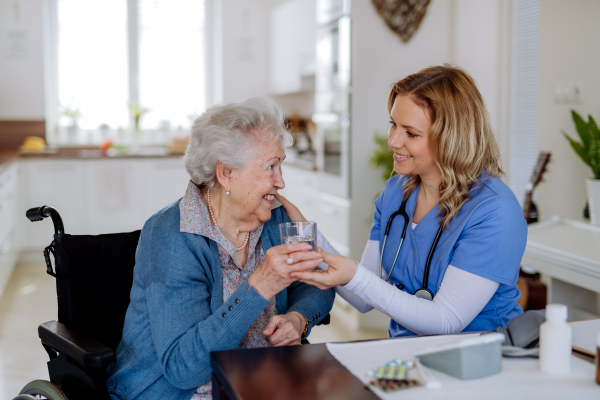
0, 258, 388, 398
0, 259, 58, 399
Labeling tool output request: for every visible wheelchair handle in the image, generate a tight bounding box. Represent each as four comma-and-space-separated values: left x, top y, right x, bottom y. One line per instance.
26, 206, 65, 235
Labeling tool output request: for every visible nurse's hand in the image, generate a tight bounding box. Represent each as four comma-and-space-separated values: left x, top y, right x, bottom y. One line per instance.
290, 248, 358, 289
249, 243, 323, 300
275, 193, 307, 222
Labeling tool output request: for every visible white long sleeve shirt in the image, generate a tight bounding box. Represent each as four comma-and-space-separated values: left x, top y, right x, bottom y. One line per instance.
316, 230, 500, 336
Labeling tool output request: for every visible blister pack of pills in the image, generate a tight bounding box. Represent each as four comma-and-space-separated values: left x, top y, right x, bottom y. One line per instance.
366, 359, 423, 392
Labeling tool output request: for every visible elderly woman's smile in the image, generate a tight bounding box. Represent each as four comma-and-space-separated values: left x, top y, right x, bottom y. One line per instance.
206, 139, 287, 239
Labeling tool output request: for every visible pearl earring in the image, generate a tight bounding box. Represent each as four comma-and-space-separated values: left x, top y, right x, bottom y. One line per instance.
225, 191, 230, 195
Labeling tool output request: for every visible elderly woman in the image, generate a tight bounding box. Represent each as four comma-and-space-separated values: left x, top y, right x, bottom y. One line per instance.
105, 97, 335, 400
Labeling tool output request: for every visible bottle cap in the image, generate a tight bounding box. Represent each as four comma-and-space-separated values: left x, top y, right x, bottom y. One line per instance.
545, 304, 568, 322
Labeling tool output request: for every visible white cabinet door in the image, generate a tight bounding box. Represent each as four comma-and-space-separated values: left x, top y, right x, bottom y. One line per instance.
0, 162, 18, 243
0, 162, 19, 297
19, 160, 88, 248
19, 157, 192, 246
139, 158, 190, 222
279, 181, 350, 254
270, 0, 316, 94
86, 158, 190, 233
85, 160, 145, 234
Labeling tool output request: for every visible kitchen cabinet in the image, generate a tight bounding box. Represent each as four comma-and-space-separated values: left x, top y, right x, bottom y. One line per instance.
85, 160, 145, 234
19, 157, 190, 249
279, 181, 350, 255
19, 159, 88, 246
0, 155, 189, 297
0, 161, 19, 297
138, 158, 190, 220
269, 0, 316, 94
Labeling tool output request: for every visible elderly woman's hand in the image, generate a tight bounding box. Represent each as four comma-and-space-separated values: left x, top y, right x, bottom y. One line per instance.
262, 312, 307, 346
248, 243, 322, 300
275, 193, 307, 222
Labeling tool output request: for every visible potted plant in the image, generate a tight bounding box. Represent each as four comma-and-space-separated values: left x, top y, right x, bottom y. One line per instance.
369, 131, 396, 182
129, 102, 150, 133
562, 110, 600, 225
61, 105, 82, 141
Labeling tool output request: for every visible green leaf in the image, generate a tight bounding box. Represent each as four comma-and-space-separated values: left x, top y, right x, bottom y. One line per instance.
369, 132, 396, 182
562, 131, 591, 167
571, 110, 591, 152
592, 162, 600, 180
589, 116, 600, 179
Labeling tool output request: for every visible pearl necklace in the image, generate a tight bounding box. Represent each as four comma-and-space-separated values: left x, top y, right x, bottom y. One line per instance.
207, 188, 249, 251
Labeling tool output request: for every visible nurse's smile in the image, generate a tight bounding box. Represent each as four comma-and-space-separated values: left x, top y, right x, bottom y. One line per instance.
388, 95, 440, 182
393, 153, 412, 162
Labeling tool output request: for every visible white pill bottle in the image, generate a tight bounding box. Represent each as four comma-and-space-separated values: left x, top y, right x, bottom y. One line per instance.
539, 304, 572, 375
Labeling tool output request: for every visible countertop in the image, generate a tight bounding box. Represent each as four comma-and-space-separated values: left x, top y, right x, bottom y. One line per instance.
0, 148, 19, 169
0, 146, 184, 168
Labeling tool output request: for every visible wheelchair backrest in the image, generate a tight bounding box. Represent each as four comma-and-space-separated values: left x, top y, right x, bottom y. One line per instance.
50, 230, 141, 350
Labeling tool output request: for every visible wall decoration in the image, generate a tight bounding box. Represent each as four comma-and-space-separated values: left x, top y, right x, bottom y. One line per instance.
371, 0, 431, 43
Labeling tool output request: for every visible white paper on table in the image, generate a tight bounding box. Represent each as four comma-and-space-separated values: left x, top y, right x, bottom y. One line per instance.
326, 334, 480, 399
326, 333, 598, 400
570, 318, 600, 356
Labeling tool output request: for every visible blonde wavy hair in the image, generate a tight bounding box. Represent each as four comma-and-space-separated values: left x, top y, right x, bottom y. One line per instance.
388, 65, 503, 229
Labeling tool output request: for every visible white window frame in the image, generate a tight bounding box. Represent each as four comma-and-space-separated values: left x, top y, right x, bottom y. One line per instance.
42, 0, 217, 141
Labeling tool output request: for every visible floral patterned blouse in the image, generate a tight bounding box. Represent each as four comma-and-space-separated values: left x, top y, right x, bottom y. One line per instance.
179, 182, 281, 400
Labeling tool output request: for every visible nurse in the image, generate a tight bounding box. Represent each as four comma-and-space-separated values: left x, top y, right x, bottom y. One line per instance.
279, 65, 527, 337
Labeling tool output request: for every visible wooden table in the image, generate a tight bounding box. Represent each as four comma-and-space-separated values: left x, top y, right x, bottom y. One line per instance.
210, 343, 379, 400
210, 338, 599, 400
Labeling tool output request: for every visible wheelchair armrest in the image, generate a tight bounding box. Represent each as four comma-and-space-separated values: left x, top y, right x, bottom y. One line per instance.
38, 320, 116, 369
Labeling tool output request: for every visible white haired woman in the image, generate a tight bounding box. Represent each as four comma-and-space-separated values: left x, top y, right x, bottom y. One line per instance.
105, 97, 335, 400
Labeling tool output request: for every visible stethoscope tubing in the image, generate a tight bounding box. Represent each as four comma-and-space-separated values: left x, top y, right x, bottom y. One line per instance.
380, 199, 409, 282
380, 198, 444, 298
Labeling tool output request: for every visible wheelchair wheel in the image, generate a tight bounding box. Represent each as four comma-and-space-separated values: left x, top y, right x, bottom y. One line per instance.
17, 380, 68, 400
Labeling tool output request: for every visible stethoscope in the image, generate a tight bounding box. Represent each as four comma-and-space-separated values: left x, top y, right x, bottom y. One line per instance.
379, 199, 444, 301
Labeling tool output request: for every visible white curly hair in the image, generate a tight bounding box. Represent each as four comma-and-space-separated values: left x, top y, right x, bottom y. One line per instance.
184, 97, 293, 187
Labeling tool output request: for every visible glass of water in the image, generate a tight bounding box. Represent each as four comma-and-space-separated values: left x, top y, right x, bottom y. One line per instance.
279, 221, 317, 251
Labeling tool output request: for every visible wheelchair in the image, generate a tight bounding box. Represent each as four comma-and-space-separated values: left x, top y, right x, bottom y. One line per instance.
14, 205, 329, 399
14, 206, 141, 399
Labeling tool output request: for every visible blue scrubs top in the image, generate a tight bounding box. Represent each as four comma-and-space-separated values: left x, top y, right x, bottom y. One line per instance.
370, 174, 526, 337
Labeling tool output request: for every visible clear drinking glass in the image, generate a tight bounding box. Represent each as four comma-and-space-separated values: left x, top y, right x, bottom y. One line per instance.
279, 221, 317, 251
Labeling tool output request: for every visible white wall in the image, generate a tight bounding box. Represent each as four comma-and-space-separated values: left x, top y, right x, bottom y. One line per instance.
0, 0, 45, 119
217, 0, 314, 117
535, 0, 600, 221
348, 0, 511, 258
219, 0, 274, 103
454, 0, 512, 170
348, 0, 455, 257
4, 0, 594, 225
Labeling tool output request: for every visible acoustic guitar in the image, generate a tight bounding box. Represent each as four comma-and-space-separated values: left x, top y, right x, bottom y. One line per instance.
522, 152, 551, 224
518, 152, 551, 310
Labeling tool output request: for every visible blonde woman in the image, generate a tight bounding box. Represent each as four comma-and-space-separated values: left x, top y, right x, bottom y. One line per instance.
278, 65, 527, 337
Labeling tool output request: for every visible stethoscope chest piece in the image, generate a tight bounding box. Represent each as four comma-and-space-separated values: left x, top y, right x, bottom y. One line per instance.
380, 198, 445, 302
413, 288, 434, 301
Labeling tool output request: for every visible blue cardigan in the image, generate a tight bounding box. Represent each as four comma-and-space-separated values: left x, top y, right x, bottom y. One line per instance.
106, 200, 335, 400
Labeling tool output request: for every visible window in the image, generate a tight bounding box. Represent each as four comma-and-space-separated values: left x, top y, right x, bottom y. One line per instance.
51, 0, 206, 137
